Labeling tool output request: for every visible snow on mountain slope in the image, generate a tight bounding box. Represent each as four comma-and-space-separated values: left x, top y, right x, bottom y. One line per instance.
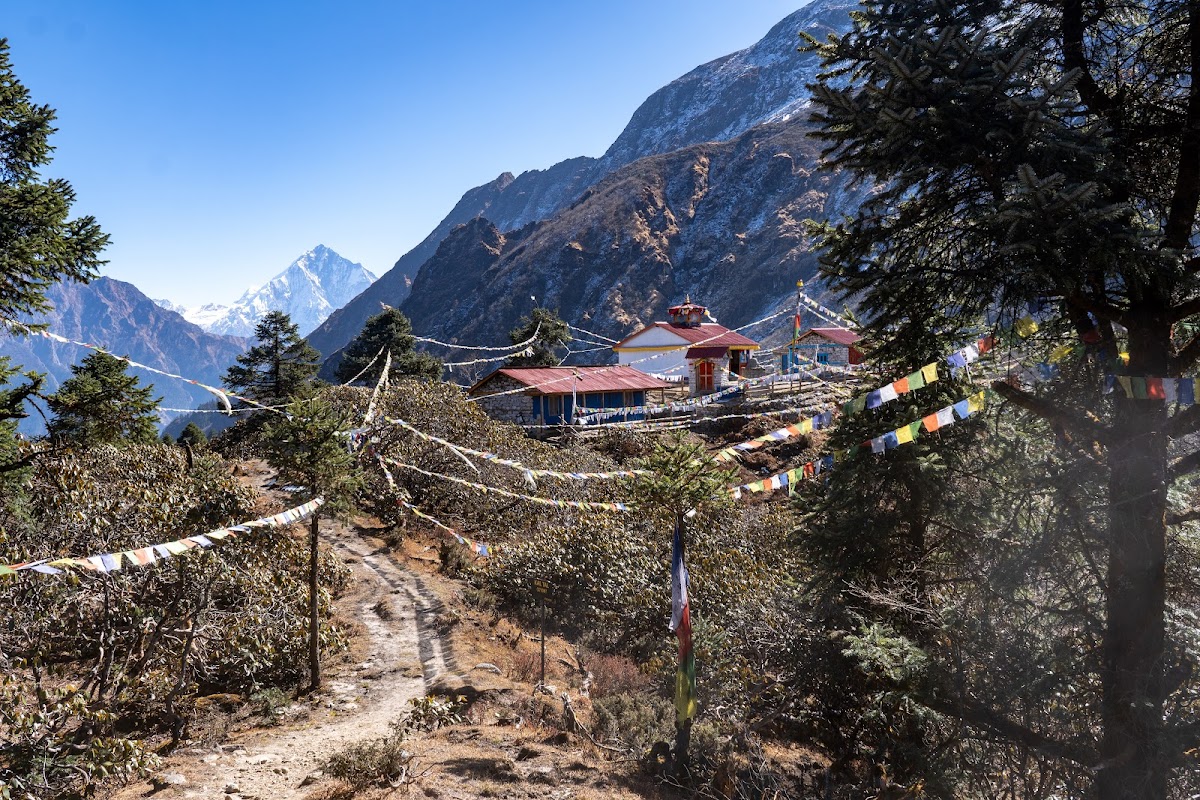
180, 245, 376, 337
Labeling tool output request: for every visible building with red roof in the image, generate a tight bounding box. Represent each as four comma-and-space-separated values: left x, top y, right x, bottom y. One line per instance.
468, 365, 674, 425
611, 298, 760, 395
787, 326, 864, 370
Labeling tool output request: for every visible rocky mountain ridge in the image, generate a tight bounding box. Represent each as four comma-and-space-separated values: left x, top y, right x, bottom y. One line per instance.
307, 0, 855, 359
1, 277, 248, 434
391, 117, 864, 381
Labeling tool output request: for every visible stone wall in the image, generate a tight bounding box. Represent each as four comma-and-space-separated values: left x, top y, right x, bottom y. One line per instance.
470, 375, 536, 424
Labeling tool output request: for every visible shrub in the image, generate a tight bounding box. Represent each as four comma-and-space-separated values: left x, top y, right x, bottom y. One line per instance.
325, 731, 414, 790
583, 651, 648, 699
591, 692, 674, 754
0, 444, 349, 798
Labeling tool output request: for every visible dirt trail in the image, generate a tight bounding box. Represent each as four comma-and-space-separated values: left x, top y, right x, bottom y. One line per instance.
116, 471, 456, 800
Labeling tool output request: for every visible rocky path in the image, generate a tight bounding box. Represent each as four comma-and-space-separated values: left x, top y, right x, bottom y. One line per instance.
115, 475, 455, 800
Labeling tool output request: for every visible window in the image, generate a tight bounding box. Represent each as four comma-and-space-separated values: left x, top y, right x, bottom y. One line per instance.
816, 352, 830, 365
545, 395, 563, 418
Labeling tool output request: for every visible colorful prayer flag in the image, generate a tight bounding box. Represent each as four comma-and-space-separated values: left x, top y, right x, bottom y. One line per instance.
669, 521, 697, 725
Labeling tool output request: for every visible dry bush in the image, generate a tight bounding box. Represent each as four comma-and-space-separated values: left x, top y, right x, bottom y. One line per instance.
509, 650, 541, 683
582, 651, 649, 699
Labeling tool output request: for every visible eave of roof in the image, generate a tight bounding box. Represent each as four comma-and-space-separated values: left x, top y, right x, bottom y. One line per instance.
468, 365, 673, 396
613, 321, 759, 350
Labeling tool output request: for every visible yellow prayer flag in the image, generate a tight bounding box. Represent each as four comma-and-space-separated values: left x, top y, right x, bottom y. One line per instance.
921, 363, 939, 384
1016, 316, 1039, 337
895, 424, 915, 445
799, 418, 813, 434
1049, 344, 1074, 363
967, 391, 986, 413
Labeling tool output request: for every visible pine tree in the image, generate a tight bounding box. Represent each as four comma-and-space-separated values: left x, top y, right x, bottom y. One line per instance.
506, 307, 571, 367
46, 351, 161, 446
0, 357, 41, 481
0, 39, 108, 326
806, 3, 1200, 797
0, 38, 108, 472
177, 422, 207, 448
335, 308, 441, 384
223, 311, 321, 405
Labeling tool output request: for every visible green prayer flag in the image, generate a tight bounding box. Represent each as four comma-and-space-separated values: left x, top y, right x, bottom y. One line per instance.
844, 395, 867, 416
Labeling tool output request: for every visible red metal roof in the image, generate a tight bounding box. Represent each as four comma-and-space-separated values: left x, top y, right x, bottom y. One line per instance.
469, 365, 673, 396
685, 345, 730, 360
797, 327, 861, 347
614, 322, 760, 349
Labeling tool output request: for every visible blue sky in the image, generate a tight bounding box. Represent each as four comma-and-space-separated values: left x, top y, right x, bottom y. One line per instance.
12, 1, 808, 307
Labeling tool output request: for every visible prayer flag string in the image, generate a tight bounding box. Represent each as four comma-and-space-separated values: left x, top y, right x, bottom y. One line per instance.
384, 459, 635, 512
380, 416, 648, 481
374, 453, 492, 557
730, 390, 993, 499
0, 498, 325, 578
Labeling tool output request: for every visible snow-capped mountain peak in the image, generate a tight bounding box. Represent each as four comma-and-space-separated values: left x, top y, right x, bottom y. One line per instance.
174, 245, 376, 338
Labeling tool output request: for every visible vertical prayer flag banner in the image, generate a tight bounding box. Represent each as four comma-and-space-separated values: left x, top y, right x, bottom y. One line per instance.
669, 521, 697, 725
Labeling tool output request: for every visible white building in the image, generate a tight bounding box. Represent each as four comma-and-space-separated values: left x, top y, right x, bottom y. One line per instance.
611, 299, 760, 396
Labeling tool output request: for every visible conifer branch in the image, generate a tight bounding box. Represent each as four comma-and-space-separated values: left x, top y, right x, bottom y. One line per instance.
1166, 404, 1200, 439
1168, 449, 1200, 483
1165, 506, 1200, 526
1064, 293, 1126, 325
1061, 0, 1114, 116
1171, 331, 1200, 373
1162, 0, 1200, 251
990, 381, 1113, 446
926, 693, 1097, 767
1168, 294, 1200, 324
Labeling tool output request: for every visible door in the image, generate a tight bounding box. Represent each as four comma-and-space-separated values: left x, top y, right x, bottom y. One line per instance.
696, 360, 715, 393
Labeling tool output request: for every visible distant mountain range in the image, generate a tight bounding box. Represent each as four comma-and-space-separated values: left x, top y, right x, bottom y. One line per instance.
309, 0, 857, 365
2, 0, 860, 436
164, 245, 376, 337
0, 277, 248, 435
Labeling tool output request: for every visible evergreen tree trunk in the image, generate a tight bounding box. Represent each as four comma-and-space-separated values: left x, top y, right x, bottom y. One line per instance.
1099, 321, 1170, 800
308, 511, 321, 692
